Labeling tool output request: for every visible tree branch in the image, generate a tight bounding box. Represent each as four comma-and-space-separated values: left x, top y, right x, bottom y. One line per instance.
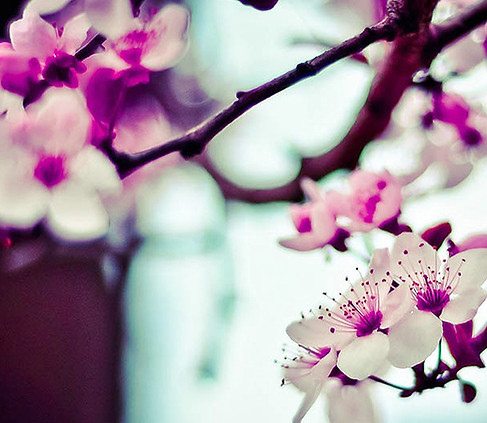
108, 18, 398, 179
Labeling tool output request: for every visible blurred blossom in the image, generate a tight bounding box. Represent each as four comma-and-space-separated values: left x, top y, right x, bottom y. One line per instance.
0, 9, 90, 98
279, 178, 349, 252
0, 88, 121, 240
85, 0, 190, 71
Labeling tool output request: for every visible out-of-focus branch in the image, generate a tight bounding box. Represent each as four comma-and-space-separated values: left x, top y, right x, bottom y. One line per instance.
107, 17, 398, 179
200, 0, 487, 203
105, 0, 487, 201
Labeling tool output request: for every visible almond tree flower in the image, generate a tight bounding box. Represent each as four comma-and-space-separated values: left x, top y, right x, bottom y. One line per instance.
279, 178, 349, 252
85, 0, 190, 72
286, 249, 420, 380
281, 347, 337, 423
337, 170, 404, 233
0, 9, 90, 98
0, 88, 121, 241
385, 233, 487, 366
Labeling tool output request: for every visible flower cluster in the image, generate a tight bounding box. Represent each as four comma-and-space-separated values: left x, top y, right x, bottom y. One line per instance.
279, 170, 406, 252
0, 0, 190, 241
282, 232, 487, 422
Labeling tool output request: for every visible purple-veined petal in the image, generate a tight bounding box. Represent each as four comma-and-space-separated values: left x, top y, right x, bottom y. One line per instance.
387, 310, 442, 368
440, 287, 487, 324
337, 332, 389, 380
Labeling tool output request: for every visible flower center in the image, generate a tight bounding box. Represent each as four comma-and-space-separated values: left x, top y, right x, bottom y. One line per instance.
416, 286, 450, 317
34, 155, 67, 188
42, 52, 86, 88
355, 309, 383, 337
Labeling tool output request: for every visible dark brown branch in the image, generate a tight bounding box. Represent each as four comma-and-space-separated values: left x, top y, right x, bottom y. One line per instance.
109, 18, 398, 178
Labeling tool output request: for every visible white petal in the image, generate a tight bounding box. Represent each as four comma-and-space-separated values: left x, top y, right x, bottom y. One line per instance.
446, 248, 487, 294
391, 233, 437, 282
381, 282, 415, 328
337, 332, 389, 380
0, 177, 48, 229
70, 146, 122, 195
285, 350, 337, 393
293, 381, 322, 423
85, 0, 135, 39
388, 310, 442, 368
368, 247, 392, 298
47, 183, 109, 241
440, 288, 487, 324
326, 383, 378, 423
26, 0, 72, 15
286, 318, 354, 350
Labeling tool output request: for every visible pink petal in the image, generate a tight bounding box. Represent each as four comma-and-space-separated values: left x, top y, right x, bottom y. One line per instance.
26, 0, 72, 15
9, 10, 57, 61
139, 5, 190, 71
85, 0, 135, 39
381, 283, 415, 328
58, 14, 91, 55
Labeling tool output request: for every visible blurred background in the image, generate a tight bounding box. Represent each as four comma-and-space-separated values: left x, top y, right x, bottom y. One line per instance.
1, 0, 487, 423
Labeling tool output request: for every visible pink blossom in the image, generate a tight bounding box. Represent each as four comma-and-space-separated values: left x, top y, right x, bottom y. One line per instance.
279, 178, 349, 252
337, 170, 403, 232
85, 0, 190, 72
0, 88, 121, 241
0, 10, 90, 97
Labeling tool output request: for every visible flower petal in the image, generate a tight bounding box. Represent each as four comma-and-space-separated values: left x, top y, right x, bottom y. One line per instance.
445, 248, 487, 294
10, 10, 57, 61
326, 382, 378, 423
0, 177, 48, 229
337, 332, 389, 380
59, 14, 91, 55
85, 0, 135, 39
440, 288, 487, 324
388, 310, 442, 368
26, 0, 72, 15
381, 282, 415, 328
140, 5, 190, 71
47, 183, 109, 241
286, 318, 354, 350
70, 146, 122, 195
391, 232, 437, 284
